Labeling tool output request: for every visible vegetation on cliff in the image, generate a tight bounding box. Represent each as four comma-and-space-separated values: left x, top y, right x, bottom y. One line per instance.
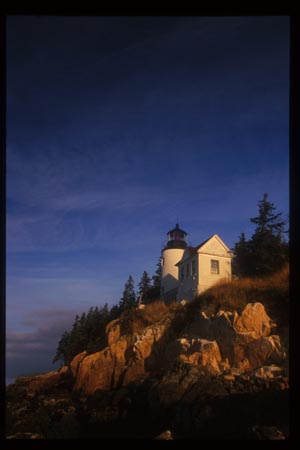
190, 264, 289, 327
232, 193, 289, 277
53, 263, 162, 365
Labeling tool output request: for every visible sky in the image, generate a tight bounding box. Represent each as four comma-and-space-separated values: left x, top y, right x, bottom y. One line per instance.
6, 15, 289, 383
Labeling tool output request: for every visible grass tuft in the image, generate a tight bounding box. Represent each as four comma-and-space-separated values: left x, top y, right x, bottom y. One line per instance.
118, 300, 179, 335
187, 264, 289, 328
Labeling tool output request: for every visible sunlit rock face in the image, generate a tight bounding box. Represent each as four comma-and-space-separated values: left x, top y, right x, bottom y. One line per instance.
234, 302, 271, 338
73, 315, 174, 395
71, 302, 286, 396
70, 351, 87, 377
165, 338, 222, 373
16, 301, 285, 398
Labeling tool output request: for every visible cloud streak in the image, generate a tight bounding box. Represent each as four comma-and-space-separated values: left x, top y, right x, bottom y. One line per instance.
6, 308, 79, 381
7, 155, 288, 254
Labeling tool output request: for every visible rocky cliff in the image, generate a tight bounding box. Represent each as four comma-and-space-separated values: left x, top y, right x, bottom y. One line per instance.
6, 301, 289, 439
69, 301, 286, 396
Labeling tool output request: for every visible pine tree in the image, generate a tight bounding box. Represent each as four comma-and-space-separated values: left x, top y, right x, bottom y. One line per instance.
137, 271, 151, 304
119, 275, 137, 311
66, 314, 85, 362
233, 193, 289, 277
232, 232, 253, 277
139, 256, 162, 303
152, 256, 162, 288
250, 193, 286, 236
249, 193, 288, 276
110, 303, 121, 320
52, 331, 70, 365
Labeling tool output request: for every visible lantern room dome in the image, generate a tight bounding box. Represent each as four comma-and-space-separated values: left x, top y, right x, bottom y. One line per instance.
164, 223, 188, 249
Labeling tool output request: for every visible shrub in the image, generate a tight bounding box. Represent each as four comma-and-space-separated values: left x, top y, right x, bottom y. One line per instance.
187, 264, 289, 329
139, 300, 170, 324
118, 300, 178, 335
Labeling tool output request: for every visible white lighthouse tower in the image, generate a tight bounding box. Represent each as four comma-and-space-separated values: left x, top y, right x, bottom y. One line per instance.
161, 224, 188, 301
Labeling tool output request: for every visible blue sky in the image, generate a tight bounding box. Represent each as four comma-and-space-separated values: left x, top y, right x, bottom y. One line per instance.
6, 16, 289, 382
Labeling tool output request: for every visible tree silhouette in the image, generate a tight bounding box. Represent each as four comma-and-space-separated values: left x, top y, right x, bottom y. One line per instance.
233, 193, 289, 277
152, 256, 162, 288
119, 275, 137, 312
137, 271, 152, 304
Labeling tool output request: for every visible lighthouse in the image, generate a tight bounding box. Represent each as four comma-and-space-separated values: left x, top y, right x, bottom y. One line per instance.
161, 223, 187, 301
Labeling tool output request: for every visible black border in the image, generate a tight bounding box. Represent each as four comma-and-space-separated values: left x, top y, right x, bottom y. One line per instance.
289, 14, 300, 447
1, 7, 297, 448
0, 13, 6, 443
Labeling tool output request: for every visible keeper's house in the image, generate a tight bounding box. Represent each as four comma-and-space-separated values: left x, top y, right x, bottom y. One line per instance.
161, 224, 232, 302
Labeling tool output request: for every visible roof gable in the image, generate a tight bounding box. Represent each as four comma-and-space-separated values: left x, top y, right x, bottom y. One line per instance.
176, 234, 232, 265
197, 234, 232, 257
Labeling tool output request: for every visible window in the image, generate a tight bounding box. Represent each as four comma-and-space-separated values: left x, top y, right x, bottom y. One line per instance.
192, 260, 196, 277
211, 260, 220, 274
181, 266, 184, 281
186, 263, 189, 278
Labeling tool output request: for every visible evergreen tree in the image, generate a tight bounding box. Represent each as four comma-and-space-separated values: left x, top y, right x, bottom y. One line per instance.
152, 256, 162, 288
233, 193, 289, 277
53, 304, 118, 365
52, 331, 70, 365
250, 193, 286, 236
66, 314, 85, 363
137, 271, 151, 304
110, 303, 121, 320
249, 193, 288, 276
232, 232, 253, 277
119, 275, 137, 311
141, 256, 162, 303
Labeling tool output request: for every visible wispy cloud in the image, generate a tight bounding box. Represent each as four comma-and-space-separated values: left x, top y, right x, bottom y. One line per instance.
6, 308, 78, 380
7, 153, 288, 254
7, 145, 169, 252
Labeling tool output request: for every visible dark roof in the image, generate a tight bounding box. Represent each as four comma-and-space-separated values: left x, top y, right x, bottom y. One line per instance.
167, 223, 187, 235
175, 246, 196, 265
186, 246, 197, 255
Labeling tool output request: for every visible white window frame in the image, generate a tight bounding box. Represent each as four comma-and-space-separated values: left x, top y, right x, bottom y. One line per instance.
211, 259, 220, 274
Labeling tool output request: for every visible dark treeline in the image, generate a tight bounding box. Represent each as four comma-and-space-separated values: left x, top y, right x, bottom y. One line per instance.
53, 260, 162, 366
